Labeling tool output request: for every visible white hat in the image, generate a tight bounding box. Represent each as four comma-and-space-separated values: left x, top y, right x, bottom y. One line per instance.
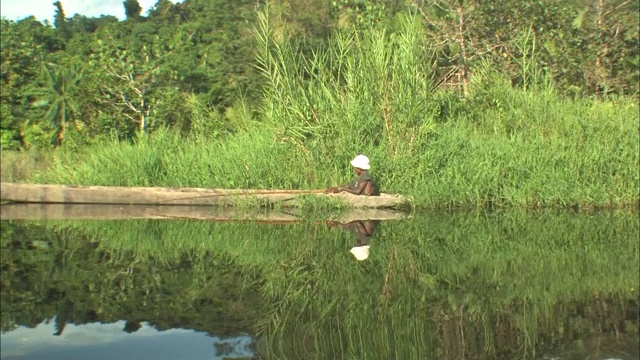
350, 154, 370, 170
350, 245, 370, 261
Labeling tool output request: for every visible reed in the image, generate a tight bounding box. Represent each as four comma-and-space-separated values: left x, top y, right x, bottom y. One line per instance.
31, 90, 638, 209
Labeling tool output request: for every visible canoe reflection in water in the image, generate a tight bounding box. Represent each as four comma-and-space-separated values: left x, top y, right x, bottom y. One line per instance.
327, 220, 379, 261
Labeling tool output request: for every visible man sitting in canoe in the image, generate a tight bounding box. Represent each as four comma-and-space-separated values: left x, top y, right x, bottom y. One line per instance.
325, 155, 379, 196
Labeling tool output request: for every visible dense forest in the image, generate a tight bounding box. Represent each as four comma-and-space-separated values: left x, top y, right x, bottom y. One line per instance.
1, 0, 638, 150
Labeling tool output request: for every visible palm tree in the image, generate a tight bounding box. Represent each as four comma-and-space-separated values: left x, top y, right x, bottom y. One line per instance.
34, 63, 83, 145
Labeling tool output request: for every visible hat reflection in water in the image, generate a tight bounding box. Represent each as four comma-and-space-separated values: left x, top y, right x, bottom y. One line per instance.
350, 245, 370, 261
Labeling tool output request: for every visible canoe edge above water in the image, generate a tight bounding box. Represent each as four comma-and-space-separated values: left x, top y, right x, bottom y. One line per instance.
0, 203, 411, 223
0, 183, 411, 209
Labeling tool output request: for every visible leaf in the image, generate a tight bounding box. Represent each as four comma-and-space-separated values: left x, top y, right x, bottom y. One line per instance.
572, 7, 588, 29
32, 99, 51, 107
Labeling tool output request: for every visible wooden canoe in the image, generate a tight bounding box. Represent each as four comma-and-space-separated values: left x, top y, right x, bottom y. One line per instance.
0, 183, 410, 209
0, 203, 411, 223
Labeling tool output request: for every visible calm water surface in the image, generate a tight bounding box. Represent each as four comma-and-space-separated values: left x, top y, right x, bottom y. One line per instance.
1, 208, 638, 360
1, 320, 253, 360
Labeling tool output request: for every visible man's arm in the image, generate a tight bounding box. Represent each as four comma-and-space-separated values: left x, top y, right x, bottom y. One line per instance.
326, 220, 368, 233
336, 180, 369, 195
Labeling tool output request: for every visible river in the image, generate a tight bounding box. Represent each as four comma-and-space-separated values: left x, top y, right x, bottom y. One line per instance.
0, 206, 638, 360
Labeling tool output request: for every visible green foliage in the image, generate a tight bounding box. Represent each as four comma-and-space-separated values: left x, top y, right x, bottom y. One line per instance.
30, 87, 639, 209
1, 0, 638, 149
53, 1, 70, 40
123, 0, 143, 21
0, 17, 64, 150
33, 128, 319, 190
255, 10, 438, 159
18, 121, 55, 150
0, 103, 20, 150
2, 0, 263, 144
411, 0, 639, 95
32, 63, 85, 145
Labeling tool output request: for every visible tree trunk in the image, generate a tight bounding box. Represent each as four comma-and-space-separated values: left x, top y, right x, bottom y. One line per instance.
457, 4, 470, 97
595, 0, 609, 93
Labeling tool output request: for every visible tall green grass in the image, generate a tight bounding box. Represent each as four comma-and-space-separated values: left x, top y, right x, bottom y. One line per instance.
25, 11, 640, 209
33, 128, 324, 189
31, 91, 639, 209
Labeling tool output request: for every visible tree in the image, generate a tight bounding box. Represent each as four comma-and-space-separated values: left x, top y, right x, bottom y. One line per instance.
0, 17, 65, 149
578, 0, 639, 94
412, 0, 478, 96
53, 1, 70, 40
155, 0, 260, 106
124, 0, 143, 21
33, 63, 84, 145
90, 30, 163, 136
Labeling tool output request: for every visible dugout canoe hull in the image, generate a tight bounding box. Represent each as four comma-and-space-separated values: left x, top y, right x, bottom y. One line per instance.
0, 183, 410, 209
0, 204, 410, 223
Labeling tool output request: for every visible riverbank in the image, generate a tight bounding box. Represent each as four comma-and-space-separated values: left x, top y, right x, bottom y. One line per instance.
3, 88, 638, 210
3, 11, 638, 210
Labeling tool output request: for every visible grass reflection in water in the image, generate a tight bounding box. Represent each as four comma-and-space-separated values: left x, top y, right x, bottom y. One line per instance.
1, 209, 637, 359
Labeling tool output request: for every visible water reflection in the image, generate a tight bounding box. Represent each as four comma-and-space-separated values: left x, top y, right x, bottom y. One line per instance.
0, 209, 638, 360
0, 319, 253, 360
327, 219, 379, 261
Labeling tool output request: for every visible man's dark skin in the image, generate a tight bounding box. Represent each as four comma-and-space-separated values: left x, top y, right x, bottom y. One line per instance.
326, 219, 376, 239
324, 167, 375, 195
341, 219, 376, 240
326, 219, 378, 261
